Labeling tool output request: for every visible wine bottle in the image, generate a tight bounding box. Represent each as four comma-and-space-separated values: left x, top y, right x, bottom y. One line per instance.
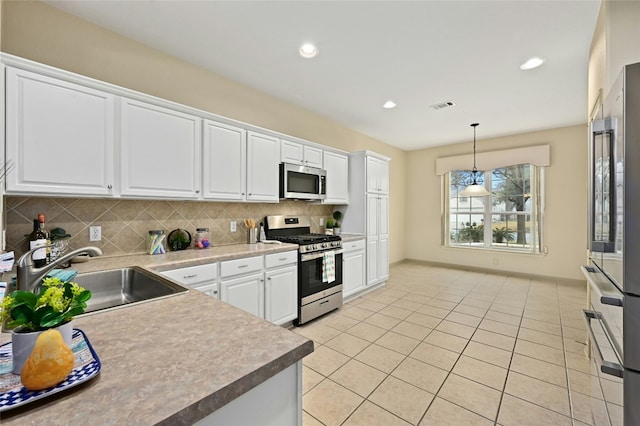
29, 215, 48, 267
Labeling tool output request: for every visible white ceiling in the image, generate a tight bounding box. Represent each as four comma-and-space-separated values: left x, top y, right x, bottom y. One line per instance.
44, 0, 601, 151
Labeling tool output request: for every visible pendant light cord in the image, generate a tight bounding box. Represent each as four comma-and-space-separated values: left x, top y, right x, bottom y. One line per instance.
471, 123, 479, 172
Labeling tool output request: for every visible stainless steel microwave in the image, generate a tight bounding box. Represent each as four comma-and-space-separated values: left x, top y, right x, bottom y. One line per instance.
279, 163, 326, 200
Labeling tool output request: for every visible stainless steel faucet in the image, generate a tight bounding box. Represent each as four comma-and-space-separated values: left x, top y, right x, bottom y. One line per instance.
16, 246, 103, 292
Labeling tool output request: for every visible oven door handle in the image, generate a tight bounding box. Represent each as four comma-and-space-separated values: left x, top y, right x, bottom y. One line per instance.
582, 309, 624, 378
301, 249, 344, 262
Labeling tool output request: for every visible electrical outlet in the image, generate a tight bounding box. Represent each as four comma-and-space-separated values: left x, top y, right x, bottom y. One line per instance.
89, 226, 102, 241
230, 221, 237, 232
492, 258, 499, 265
319, 218, 324, 226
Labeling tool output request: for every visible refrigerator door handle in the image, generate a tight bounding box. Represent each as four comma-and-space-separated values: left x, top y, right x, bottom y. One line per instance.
582, 309, 624, 378
581, 265, 624, 306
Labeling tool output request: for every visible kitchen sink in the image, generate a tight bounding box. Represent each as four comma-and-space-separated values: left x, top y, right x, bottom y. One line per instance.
72, 266, 188, 314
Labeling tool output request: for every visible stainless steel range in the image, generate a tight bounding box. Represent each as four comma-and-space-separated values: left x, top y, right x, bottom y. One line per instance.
265, 215, 343, 325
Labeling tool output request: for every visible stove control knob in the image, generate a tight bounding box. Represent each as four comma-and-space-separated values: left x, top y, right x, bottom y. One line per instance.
313, 244, 318, 250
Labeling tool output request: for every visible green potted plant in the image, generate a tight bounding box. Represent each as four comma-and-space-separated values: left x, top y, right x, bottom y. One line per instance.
325, 218, 336, 235
332, 211, 343, 235
493, 227, 515, 243
1, 276, 91, 373
459, 222, 484, 243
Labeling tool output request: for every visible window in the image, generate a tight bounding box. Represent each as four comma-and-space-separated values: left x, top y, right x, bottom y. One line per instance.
446, 163, 543, 253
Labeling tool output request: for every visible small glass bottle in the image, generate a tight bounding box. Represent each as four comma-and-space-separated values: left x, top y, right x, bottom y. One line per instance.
194, 228, 210, 249
147, 230, 166, 255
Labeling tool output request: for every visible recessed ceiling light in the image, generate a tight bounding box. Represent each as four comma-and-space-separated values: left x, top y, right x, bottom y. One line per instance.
299, 43, 318, 59
520, 57, 545, 70
383, 100, 397, 109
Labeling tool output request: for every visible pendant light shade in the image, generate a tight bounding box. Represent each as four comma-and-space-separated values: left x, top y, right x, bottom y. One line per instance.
460, 123, 490, 197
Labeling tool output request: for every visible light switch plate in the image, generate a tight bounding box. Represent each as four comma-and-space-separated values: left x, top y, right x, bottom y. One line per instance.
230, 221, 237, 232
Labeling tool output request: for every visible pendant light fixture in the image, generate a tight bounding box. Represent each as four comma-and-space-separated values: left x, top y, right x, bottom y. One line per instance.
460, 123, 490, 197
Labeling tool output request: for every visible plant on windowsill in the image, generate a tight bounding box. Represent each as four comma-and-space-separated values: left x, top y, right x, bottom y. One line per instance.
459, 222, 484, 243
492, 227, 515, 244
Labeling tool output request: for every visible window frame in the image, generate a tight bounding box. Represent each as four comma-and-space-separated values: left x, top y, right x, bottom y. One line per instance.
443, 163, 544, 254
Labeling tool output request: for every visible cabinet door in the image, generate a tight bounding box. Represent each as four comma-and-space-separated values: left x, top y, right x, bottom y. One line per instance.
366, 156, 381, 193
379, 196, 389, 280
120, 98, 201, 198
379, 195, 389, 238
367, 238, 379, 285
194, 283, 220, 299
281, 140, 304, 165
265, 265, 298, 325
323, 151, 349, 204
366, 156, 389, 194
378, 237, 389, 280
379, 160, 390, 194
247, 132, 280, 202
203, 120, 246, 200
367, 194, 379, 239
220, 273, 264, 318
343, 249, 365, 297
303, 145, 323, 168
6, 67, 115, 196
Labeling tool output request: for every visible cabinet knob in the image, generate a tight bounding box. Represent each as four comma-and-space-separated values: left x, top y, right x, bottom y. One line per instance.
195, 190, 200, 194
107, 184, 113, 190
268, 277, 272, 280
242, 193, 245, 196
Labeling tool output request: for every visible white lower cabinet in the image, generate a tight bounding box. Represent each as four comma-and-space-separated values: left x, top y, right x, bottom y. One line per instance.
220, 251, 298, 325
265, 265, 297, 325
221, 272, 265, 318
159, 263, 219, 299
196, 361, 302, 426
343, 239, 366, 298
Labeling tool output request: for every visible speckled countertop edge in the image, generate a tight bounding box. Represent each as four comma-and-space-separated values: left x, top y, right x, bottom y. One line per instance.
0, 243, 313, 425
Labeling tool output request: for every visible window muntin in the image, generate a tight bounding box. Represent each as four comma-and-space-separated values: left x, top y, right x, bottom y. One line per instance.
447, 164, 541, 252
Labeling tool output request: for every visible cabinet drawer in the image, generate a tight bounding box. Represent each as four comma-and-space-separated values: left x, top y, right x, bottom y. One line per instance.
221, 256, 263, 278
161, 263, 217, 286
265, 251, 298, 269
343, 239, 365, 252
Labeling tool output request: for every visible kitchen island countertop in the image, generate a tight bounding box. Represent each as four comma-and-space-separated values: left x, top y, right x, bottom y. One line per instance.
0, 242, 313, 425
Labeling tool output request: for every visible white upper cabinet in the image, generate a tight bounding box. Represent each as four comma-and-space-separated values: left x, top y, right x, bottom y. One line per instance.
281, 140, 323, 169
247, 131, 280, 202
366, 156, 389, 194
202, 120, 247, 201
120, 98, 201, 198
323, 151, 349, 204
5, 67, 115, 196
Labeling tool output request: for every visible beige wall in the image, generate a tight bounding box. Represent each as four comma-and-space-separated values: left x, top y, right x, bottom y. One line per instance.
1, 0, 406, 263
405, 124, 588, 280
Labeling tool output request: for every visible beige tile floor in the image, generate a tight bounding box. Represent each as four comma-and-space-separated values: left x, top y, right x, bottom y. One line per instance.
295, 261, 595, 426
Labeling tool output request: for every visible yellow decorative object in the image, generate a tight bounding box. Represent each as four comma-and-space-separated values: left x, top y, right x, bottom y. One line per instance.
20, 329, 75, 391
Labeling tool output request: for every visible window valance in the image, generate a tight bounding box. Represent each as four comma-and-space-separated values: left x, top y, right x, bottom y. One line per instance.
435, 145, 550, 176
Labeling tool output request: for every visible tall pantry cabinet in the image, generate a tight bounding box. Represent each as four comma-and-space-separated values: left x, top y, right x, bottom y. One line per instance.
340, 151, 390, 290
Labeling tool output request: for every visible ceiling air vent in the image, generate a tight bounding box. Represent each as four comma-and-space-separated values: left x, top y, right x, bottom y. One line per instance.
430, 100, 456, 110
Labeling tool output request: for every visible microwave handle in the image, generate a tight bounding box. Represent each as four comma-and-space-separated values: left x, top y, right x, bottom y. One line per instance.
320, 175, 326, 195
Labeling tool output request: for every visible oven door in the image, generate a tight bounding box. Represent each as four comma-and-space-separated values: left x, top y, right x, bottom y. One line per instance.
299, 249, 343, 300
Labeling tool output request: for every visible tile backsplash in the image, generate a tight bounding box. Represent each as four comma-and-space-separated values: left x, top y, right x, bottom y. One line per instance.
5, 196, 333, 258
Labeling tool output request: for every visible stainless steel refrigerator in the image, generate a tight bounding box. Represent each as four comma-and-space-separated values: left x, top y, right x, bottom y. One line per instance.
583, 61, 640, 426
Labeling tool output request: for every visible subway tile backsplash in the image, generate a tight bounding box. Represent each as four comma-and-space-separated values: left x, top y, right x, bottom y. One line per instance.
5, 196, 333, 258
